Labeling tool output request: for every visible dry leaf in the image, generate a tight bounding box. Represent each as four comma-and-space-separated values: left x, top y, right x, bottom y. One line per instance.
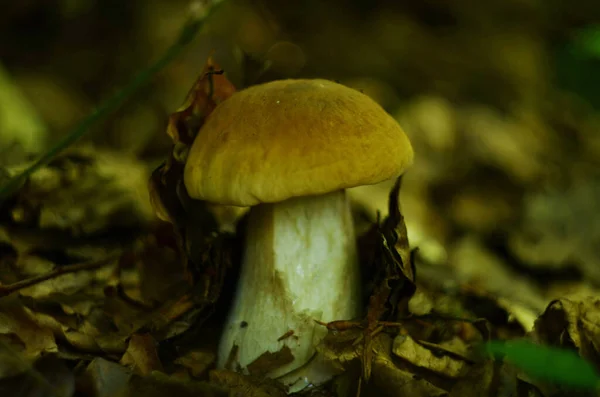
509, 173, 600, 285
0, 355, 74, 397
315, 328, 362, 369
276, 352, 345, 393
118, 371, 227, 397
356, 176, 417, 381
246, 346, 294, 378
174, 349, 216, 378
80, 357, 133, 397
0, 297, 58, 378
368, 335, 447, 397
121, 333, 164, 376
448, 360, 518, 397
7, 147, 152, 237
532, 298, 600, 370
166, 57, 236, 147
209, 369, 288, 397
392, 334, 470, 379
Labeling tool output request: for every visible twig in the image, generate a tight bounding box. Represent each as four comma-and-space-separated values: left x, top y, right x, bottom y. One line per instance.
0, 254, 119, 297
0, 0, 227, 203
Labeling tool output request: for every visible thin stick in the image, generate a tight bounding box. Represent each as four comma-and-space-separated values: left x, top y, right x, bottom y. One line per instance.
0, 254, 119, 297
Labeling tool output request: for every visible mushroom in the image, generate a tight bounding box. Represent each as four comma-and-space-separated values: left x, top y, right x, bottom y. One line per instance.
183, 79, 413, 389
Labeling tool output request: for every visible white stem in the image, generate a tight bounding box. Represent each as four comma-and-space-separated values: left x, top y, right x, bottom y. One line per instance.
217, 190, 361, 387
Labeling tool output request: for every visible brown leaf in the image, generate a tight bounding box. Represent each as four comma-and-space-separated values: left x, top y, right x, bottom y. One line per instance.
120, 333, 163, 376
0, 297, 57, 378
149, 56, 236, 226
532, 298, 600, 371
246, 345, 294, 378
80, 358, 133, 397
448, 360, 518, 397
364, 176, 417, 324
7, 147, 153, 237
315, 328, 363, 369
166, 57, 236, 147
28, 309, 103, 353
147, 58, 238, 318
357, 176, 417, 381
391, 334, 471, 379
209, 369, 288, 397
118, 371, 228, 397
368, 334, 447, 397
276, 353, 346, 394
0, 355, 75, 397
174, 349, 216, 378
137, 229, 188, 305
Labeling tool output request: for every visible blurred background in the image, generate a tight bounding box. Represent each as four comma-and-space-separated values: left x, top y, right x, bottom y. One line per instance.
2, 0, 600, 316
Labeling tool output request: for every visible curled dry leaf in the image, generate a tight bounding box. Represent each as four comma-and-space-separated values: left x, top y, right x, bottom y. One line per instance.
148, 58, 239, 334
532, 297, 600, 371
364, 177, 416, 322
166, 58, 236, 147
368, 334, 447, 397
357, 176, 417, 381
149, 56, 236, 229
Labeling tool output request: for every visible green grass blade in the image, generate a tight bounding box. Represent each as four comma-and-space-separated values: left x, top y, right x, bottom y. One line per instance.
0, 0, 225, 203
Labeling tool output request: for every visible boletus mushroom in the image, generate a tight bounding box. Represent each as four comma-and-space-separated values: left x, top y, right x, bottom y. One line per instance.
183, 79, 413, 390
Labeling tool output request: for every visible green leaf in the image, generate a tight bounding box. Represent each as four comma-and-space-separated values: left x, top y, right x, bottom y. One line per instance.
485, 340, 600, 390
572, 25, 600, 58
554, 24, 600, 110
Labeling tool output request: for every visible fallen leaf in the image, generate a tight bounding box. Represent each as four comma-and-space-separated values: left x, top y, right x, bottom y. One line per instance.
358, 176, 417, 381
509, 174, 600, 285
121, 333, 163, 376
209, 369, 287, 397
0, 297, 57, 378
315, 328, 362, 369
246, 345, 294, 378
174, 349, 216, 378
275, 352, 345, 393
6, 147, 153, 237
0, 355, 74, 397
118, 371, 228, 397
532, 298, 600, 371
368, 334, 447, 397
79, 357, 132, 397
448, 359, 518, 397
166, 57, 236, 147
392, 334, 470, 379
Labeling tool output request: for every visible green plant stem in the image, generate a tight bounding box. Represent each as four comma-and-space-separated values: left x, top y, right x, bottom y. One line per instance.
0, 0, 224, 202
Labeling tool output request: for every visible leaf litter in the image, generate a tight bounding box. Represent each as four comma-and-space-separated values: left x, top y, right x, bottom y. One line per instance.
1, 56, 599, 397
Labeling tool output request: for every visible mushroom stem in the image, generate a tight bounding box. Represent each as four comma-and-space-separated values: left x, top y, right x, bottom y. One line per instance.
217, 189, 361, 385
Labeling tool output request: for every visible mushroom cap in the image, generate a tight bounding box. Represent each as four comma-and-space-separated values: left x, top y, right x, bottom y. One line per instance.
184, 79, 414, 206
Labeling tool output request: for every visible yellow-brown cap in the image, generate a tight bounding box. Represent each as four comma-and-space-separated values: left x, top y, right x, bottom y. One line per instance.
184, 79, 413, 206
